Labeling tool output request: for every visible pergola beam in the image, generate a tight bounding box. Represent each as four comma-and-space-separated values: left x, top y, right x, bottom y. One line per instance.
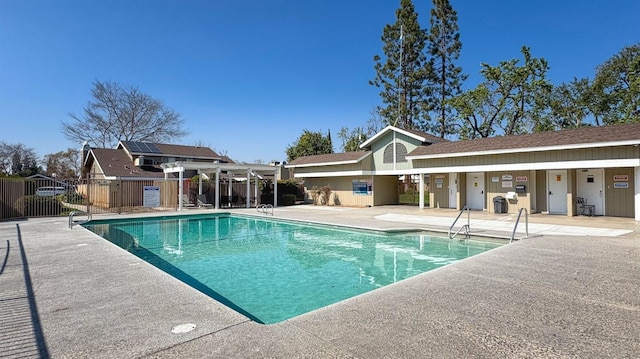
161, 162, 280, 211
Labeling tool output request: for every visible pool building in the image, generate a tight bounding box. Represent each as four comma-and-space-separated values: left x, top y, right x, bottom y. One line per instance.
285, 123, 640, 219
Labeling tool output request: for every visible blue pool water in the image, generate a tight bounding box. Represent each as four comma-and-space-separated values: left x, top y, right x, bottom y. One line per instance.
83, 213, 502, 324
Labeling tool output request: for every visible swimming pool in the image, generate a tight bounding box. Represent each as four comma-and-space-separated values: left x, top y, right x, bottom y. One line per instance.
83, 213, 502, 324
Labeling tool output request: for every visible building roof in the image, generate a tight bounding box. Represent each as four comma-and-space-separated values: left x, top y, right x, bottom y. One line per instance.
402, 128, 448, 143
286, 151, 371, 168
359, 125, 447, 149
90, 148, 169, 178
118, 141, 226, 161
407, 123, 640, 159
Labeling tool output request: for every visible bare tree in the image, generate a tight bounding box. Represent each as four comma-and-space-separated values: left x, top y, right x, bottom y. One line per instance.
43, 148, 80, 179
63, 80, 188, 148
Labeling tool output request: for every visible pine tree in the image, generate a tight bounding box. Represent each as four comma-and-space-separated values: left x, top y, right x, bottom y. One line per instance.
427, 0, 466, 138
370, 0, 432, 130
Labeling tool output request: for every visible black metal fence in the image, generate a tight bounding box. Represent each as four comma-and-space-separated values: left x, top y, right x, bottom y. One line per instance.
0, 177, 265, 220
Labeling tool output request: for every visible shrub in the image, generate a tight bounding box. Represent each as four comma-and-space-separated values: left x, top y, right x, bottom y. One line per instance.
63, 193, 86, 204
309, 186, 320, 205
277, 180, 303, 202
260, 193, 274, 205
260, 179, 273, 193
320, 186, 331, 205
281, 194, 297, 206
15, 195, 64, 217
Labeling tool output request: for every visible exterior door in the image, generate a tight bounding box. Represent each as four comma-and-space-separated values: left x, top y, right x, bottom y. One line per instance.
547, 170, 568, 214
449, 173, 457, 209
466, 172, 485, 210
577, 169, 604, 215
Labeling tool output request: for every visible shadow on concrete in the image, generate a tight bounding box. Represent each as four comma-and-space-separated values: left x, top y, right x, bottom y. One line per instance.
0, 224, 49, 358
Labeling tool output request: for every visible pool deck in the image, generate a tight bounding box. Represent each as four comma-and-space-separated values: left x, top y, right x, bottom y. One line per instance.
2, 205, 639, 358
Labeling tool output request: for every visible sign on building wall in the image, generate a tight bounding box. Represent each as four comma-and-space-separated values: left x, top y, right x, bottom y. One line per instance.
143, 186, 160, 207
352, 180, 372, 195
613, 174, 629, 189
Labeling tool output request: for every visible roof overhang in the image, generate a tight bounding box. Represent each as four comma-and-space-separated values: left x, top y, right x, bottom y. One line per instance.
359, 125, 428, 149
100, 176, 176, 181
404, 158, 640, 174
161, 161, 277, 174
286, 151, 371, 168
406, 139, 640, 160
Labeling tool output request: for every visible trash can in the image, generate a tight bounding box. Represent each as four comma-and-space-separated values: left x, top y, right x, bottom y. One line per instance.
493, 196, 507, 213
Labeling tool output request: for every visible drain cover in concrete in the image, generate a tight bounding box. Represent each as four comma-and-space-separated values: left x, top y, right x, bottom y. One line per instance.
171, 323, 196, 334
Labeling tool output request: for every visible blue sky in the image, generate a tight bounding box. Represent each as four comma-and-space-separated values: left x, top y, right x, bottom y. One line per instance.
1, 0, 638, 164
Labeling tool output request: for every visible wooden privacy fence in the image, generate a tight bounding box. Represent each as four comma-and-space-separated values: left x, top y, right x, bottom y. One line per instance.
76, 179, 178, 212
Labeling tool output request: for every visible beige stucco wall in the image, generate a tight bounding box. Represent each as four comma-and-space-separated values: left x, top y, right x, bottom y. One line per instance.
302, 176, 374, 207
373, 176, 399, 206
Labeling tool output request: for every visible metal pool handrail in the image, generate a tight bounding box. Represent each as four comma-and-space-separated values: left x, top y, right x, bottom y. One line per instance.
69, 211, 92, 229
256, 204, 273, 215
510, 208, 529, 243
449, 206, 470, 240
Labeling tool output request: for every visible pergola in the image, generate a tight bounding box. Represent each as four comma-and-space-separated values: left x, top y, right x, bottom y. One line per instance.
161, 161, 280, 210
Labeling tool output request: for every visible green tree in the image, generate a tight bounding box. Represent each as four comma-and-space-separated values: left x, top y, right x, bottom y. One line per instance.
286, 130, 333, 162
43, 148, 80, 179
450, 46, 552, 138
338, 127, 367, 152
427, 0, 466, 138
545, 78, 592, 131
591, 43, 640, 124
370, 0, 432, 130
0, 142, 41, 176
63, 80, 188, 148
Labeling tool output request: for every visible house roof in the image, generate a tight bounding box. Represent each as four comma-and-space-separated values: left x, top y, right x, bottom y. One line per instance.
407, 123, 640, 159
359, 125, 447, 149
402, 128, 448, 143
90, 148, 169, 179
26, 174, 71, 186
118, 141, 226, 161
286, 151, 371, 168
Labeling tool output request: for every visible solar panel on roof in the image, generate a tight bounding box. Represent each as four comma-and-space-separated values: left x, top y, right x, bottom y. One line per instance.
144, 142, 162, 153
124, 141, 162, 154
137, 143, 148, 152
125, 141, 140, 152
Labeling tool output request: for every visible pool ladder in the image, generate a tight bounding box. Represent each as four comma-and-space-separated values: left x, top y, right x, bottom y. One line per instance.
256, 204, 273, 215
449, 206, 470, 240
449, 206, 530, 243
69, 211, 92, 229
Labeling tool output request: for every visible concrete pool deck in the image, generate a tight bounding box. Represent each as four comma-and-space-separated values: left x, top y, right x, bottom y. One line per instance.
1, 205, 639, 358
